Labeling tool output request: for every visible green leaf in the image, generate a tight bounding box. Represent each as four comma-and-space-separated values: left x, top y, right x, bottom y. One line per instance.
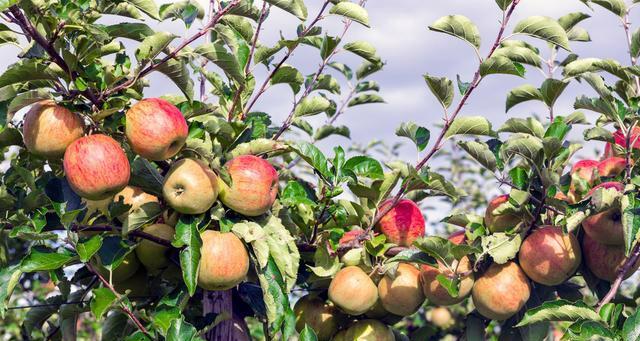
0, 0, 17, 11
501, 133, 544, 165
458, 141, 497, 172
314, 125, 350, 140
623, 308, 640, 341
0, 265, 22, 318
159, 1, 205, 25
122, 202, 162, 235
591, 0, 626, 17
480, 232, 522, 264
0, 60, 63, 88
540, 78, 569, 108
632, 27, 640, 58
154, 58, 194, 100
396, 122, 430, 152
90, 287, 117, 319
563, 58, 630, 82
295, 96, 331, 117
166, 318, 200, 341
573, 95, 617, 119
444, 116, 496, 138
299, 325, 318, 341
21, 248, 75, 272
77, 235, 103, 263
347, 93, 384, 107
356, 60, 383, 80
172, 216, 203, 296
568, 26, 591, 42
128, 0, 160, 19
456, 74, 471, 95
621, 193, 640, 255
499, 117, 545, 138
344, 156, 384, 179
424, 74, 454, 109
480, 56, 525, 77
343, 41, 380, 64
429, 15, 481, 49
313, 74, 341, 94
495, 0, 513, 10
7, 89, 53, 117
320, 34, 340, 60
513, 16, 571, 51
505, 84, 543, 112
492, 46, 542, 67
265, 0, 308, 20
257, 256, 296, 337
558, 12, 591, 31
106, 23, 154, 41
135, 31, 177, 61
290, 142, 331, 180
270, 64, 303, 93
355, 80, 379, 92
129, 157, 164, 197
516, 300, 604, 327
329, 2, 369, 27
195, 43, 244, 83
328, 62, 353, 80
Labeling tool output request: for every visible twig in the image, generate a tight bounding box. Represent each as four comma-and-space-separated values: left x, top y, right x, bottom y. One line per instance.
596, 243, 640, 311
101, 0, 241, 99
621, 11, 640, 95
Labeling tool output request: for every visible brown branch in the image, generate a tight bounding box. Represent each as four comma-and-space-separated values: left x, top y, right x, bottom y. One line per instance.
596, 243, 640, 311
101, 0, 241, 99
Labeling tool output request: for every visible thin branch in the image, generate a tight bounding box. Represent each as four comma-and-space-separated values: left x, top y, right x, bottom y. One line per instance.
622, 11, 640, 95
101, 0, 241, 99
596, 243, 640, 311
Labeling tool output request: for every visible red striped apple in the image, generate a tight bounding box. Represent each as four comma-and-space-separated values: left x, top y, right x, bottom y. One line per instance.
376, 199, 425, 246
597, 157, 629, 178
198, 230, 249, 290
582, 182, 624, 245
583, 233, 640, 282
63, 134, 130, 200
218, 155, 278, 216
163, 158, 219, 214
23, 101, 84, 158
125, 98, 188, 161
471, 261, 531, 320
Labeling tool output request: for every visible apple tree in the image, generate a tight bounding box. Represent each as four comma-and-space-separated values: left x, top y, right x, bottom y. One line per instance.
2, 0, 640, 340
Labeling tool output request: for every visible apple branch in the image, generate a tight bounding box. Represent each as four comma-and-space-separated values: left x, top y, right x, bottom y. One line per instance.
596, 242, 640, 311
272, 0, 367, 140
101, 0, 241, 99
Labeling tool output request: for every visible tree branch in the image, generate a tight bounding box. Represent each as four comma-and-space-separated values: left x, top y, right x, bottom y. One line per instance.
596, 242, 640, 311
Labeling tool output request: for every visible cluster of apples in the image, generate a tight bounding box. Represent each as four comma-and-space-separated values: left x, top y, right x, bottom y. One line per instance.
22, 98, 279, 292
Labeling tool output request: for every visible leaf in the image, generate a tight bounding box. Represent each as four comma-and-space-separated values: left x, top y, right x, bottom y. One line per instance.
195, 43, 244, 83
257, 256, 296, 337
343, 41, 380, 64
573, 95, 617, 119
265, 0, 308, 20
320, 34, 340, 60
106, 23, 154, 42
563, 58, 630, 81
77, 235, 103, 263
314, 125, 350, 140
495, 0, 513, 10
290, 142, 331, 180
429, 15, 481, 49
0, 60, 63, 88
493, 46, 542, 67
444, 116, 496, 138
122, 202, 162, 235
623, 308, 640, 341
456, 74, 471, 95
355, 80, 379, 92
295, 96, 331, 117
424, 74, 454, 109
499, 117, 545, 138
154, 58, 194, 100
90, 288, 117, 319
313, 74, 341, 94
558, 12, 591, 31
505, 84, 543, 112
299, 325, 318, 341
0, 264, 21, 318
0, 0, 17, 11
591, 0, 626, 17
480, 56, 525, 77
458, 141, 497, 172
328, 62, 353, 80
501, 133, 544, 165
481, 232, 522, 264
513, 16, 571, 51
343, 156, 384, 179
166, 318, 200, 341
129, 157, 164, 197
396, 122, 430, 151
568, 26, 591, 42
632, 27, 640, 58
356, 60, 383, 80
21, 248, 75, 272
621, 193, 640, 255
172, 216, 203, 296
159, 1, 205, 26
135, 31, 176, 62
7, 89, 53, 117
540, 78, 569, 107
516, 300, 604, 327
347, 94, 384, 107
270, 64, 303, 93
127, 0, 160, 19
329, 2, 369, 27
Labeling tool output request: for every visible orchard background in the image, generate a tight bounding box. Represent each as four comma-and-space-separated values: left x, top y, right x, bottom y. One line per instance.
2, 0, 640, 340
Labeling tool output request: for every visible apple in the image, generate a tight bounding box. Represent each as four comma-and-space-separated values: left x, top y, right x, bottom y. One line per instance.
484, 195, 522, 233
198, 230, 249, 290
64, 134, 130, 200
376, 198, 425, 246
613, 126, 640, 150
518, 226, 581, 286
364, 300, 402, 324
94, 252, 140, 283
163, 158, 219, 214
113, 186, 159, 221
429, 306, 454, 329
113, 269, 149, 297
597, 157, 629, 178
377, 263, 425, 316
135, 224, 175, 272
568, 159, 599, 203
125, 98, 188, 161
339, 230, 365, 266
582, 233, 640, 282
22, 100, 84, 158
420, 232, 474, 305
471, 261, 531, 321
342, 320, 394, 341
332, 330, 347, 341
218, 155, 278, 216
582, 182, 624, 246
328, 266, 378, 315
293, 295, 341, 341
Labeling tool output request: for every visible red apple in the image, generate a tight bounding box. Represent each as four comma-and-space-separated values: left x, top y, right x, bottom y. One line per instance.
583, 182, 624, 245
376, 199, 425, 246
125, 98, 188, 161
63, 134, 130, 200
218, 155, 279, 216
23, 101, 84, 158
597, 157, 629, 178
484, 195, 522, 233
113, 186, 159, 221
378, 263, 425, 316
471, 261, 531, 320
198, 230, 249, 290
518, 226, 581, 286
163, 158, 219, 214
582, 233, 640, 282
328, 266, 378, 315
613, 126, 640, 150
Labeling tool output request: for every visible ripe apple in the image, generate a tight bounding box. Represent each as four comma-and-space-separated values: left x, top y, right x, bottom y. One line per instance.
582, 233, 640, 282
113, 186, 159, 221
125, 98, 188, 161
163, 158, 219, 214
598, 157, 629, 178
376, 199, 425, 246
484, 195, 522, 233
22, 101, 84, 158
135, 224, 175, 272
429, 307, 454, 329
293, 295, 341, 341
613, 126, 640, 150
568, 159, 599, 203
328, 266, 378, 315
471, 261, 531, 321
198, 230, 249, 290
64, 134, 130, 200
518, 226, 581, 286
94, 252, 140, 283
113, 269, 149, 297
377, 263, 424, 316
218, 155, 278, 216
342, 320, 394, 341
420, 232, 474, 305
582, 182, 624, 246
